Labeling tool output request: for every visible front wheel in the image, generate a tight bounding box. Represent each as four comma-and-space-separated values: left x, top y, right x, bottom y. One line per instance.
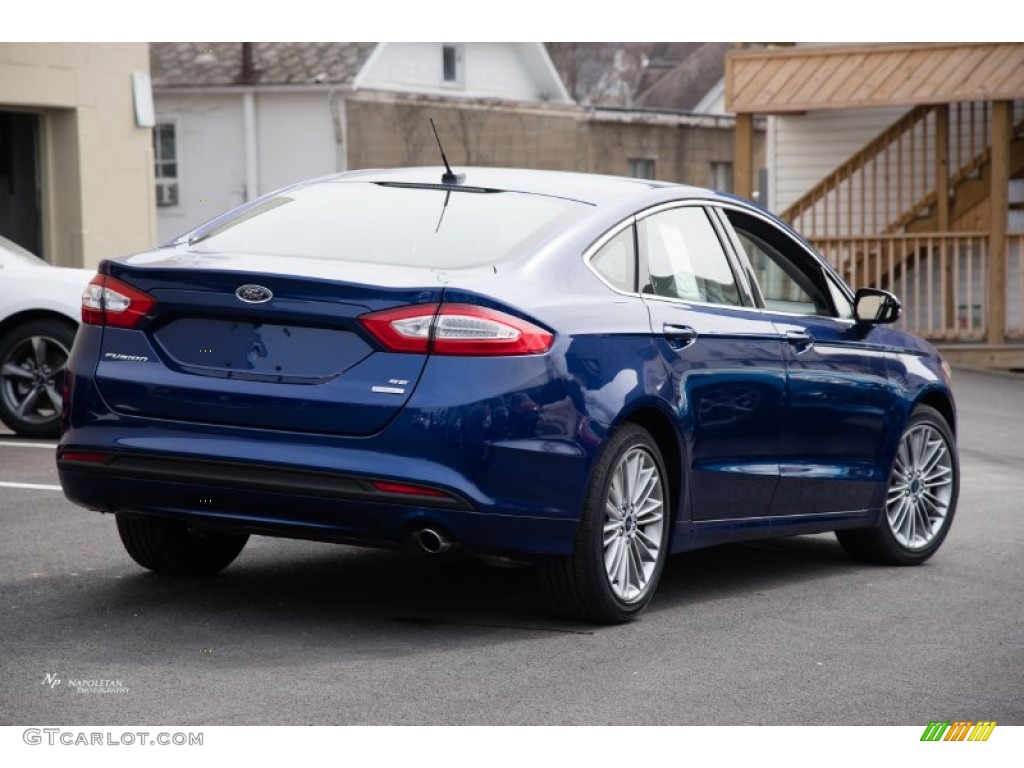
116, 514, 248, 576
837, 404, 959, 565
541, 424, 671, 623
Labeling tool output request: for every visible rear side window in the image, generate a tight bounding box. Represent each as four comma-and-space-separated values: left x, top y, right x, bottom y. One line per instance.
638, 206, 741, 306
185, 182, 589, 268
589, 227, 636, 292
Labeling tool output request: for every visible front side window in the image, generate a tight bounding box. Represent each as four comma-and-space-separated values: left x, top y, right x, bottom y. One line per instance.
153, 122, 178, 207
736, 230, 820, 314
724, 209, 835, 317
638, 206, 741, 306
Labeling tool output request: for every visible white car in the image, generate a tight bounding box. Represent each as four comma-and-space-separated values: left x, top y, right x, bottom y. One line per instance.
0, 234, 93, 437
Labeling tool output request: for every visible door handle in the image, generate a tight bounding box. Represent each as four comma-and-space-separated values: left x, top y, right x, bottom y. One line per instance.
785, 330, 814, 353
663, 323, 698, 348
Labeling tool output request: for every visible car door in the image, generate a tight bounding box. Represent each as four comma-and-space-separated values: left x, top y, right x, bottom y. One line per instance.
717, 206, 897, 517
637, 203, 787, 521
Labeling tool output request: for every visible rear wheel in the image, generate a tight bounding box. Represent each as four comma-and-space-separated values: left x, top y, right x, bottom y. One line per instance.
0, 318, 75, 438
116, 514, 248, 576
837, 404, 958, 565
541, 424, 670, 622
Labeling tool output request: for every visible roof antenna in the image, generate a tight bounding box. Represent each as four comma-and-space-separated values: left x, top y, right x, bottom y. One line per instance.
430, 118, 464, 185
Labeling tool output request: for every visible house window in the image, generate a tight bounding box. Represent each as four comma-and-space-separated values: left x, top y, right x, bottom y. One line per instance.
627, 158, 655, 180
710, 161, 733, 192
442, 44, 463, 86
153, 122, 178, 207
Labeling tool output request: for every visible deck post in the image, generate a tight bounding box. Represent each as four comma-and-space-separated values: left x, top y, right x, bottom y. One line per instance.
734, 113, 754, 200
987, 101, 1010, 345
936, 105, 954, 334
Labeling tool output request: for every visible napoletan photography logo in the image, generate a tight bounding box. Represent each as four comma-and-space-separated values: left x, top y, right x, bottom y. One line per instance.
920, 720, 997, 742
41, 672, 130, 695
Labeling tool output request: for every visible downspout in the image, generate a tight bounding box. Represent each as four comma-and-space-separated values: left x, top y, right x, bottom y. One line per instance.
329, 89, 348, 172
243, 91, 259, 201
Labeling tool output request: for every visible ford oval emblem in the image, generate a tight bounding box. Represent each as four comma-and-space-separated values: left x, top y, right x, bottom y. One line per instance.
236, 284, 273, 304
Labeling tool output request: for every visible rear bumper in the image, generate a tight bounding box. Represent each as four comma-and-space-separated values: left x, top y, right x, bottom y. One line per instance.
58, 451, 474, 511
58, 463, 577, 557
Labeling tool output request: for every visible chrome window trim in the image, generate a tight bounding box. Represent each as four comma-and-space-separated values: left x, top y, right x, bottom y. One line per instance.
585, 199, 765, 309
582, 216, 638, 296
707, 200, 857, 305
582, 197, 860, 321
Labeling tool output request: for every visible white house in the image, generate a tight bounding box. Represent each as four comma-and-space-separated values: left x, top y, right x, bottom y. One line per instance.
149, 42, 572, 244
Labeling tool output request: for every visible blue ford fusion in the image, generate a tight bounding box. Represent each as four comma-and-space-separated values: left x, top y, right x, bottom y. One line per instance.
57, 167, 959, 622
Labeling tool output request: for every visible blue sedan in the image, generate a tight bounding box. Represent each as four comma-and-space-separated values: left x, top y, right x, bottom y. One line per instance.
57, 167, 959, 622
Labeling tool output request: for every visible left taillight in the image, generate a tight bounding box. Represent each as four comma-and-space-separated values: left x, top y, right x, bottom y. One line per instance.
359, 303, 553, 356
81, 275, 155, 328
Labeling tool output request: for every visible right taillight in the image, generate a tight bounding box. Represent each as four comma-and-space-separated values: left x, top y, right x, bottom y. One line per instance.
81, 275, 155, 328
359, 303, 553, 356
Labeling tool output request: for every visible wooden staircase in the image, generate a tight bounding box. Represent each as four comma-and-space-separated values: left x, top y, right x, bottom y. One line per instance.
845, 116, 1024, 297
781, 100, 1024, 302
779, 100, 1024, 342
903, 129, 1024, 233
783, 100, 1024, 243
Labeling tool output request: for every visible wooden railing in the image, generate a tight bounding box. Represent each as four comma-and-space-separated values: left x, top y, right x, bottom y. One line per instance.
809, 233, 1024, 342
783, 105, 936, 238
783, 100, 1024, 239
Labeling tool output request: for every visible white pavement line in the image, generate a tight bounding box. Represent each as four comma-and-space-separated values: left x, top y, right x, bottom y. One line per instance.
0, 441, 57, 450
0, 481, 62, 491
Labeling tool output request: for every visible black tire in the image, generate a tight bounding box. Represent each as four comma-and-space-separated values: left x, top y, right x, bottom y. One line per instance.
116, 513, 248, 576
540, 423, 671, 623
0, 317, 76, 438
837, 404, 959, 565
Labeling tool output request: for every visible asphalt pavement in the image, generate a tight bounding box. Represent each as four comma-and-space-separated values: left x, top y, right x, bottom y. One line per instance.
1, 367, 1021, 725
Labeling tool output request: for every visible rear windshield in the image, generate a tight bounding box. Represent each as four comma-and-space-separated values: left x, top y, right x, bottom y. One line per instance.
185, 181, 590, 268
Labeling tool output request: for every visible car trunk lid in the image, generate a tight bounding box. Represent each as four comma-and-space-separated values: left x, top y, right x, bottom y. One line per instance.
93, 254, 442, 436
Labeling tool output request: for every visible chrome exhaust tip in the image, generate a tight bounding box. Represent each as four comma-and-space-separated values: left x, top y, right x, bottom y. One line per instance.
415, 527, 454, 554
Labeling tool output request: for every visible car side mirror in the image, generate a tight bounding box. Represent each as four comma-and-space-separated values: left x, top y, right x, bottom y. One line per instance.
854, 288, 901, 325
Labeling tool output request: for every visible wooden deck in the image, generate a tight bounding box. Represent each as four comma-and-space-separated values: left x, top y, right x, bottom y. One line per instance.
726, 43, 1024, 114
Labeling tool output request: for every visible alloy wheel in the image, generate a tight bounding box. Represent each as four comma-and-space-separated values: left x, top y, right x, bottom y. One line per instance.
603, 446, 665, 602
886, 423, 955, 550
0, 335, 68, 426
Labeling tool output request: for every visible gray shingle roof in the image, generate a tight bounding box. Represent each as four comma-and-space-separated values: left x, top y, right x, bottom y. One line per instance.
633, 42, 731, 111
150, 42, 377, 87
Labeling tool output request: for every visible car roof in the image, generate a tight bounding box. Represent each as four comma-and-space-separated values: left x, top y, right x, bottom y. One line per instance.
318, 166, 715, 207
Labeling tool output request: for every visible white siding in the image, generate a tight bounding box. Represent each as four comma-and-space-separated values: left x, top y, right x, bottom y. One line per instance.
256, 92, 338, 194
155, 91, 342, 243
1008, 238, 1021, 332
1011, 179, 1024, 231
357, 42, 562, 102
155, 93, 246, 244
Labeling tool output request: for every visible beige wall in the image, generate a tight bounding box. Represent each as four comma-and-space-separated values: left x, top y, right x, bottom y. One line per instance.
346, 95, 764, 191
0, 43, 156, 267
347, 97, 586, 172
